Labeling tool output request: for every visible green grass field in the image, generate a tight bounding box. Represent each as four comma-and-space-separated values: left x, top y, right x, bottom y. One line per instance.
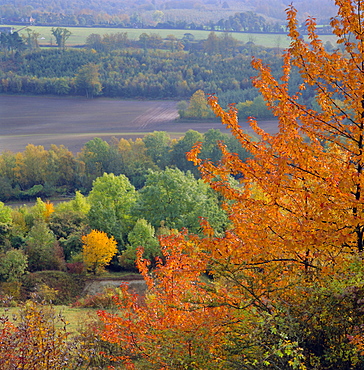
5, 24, 339, 48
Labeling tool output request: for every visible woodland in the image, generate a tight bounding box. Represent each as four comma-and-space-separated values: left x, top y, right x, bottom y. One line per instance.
0, 29, 286, 106
3, 0, 364, 369
0, 27, 323, 119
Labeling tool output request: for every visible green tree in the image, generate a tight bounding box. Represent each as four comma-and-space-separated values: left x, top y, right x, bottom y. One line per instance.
24, 221, 64, 272
87, 173, 138, 245
120, 218, 160, 270
170, 129, 203, 175
86, 33, 104, 51
51, 27, 72, 49
236, 95, 274, 119
77, 138, 112, 189
200, 128, 228, 162
23, 29, 40, 50
45, 144, 79, 191
0, 202, 12, 250
55, 191, 90, 214
75, 63, 102, 98
112, 137, 158, 189
139, 33, 150, 50
132, 167, 228, 234
143, 131, 171, 169
0, 249, 28, 282
49, 209, 88, 261
0, 151, 17, 201
203, 31, 220, 54
23, 198, 48, 230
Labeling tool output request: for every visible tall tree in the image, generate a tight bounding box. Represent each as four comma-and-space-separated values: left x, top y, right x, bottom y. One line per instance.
87, 173, 137, 245
77, 138, 111, 189
170, 129, 203, 175
23, 29, 40, 50
132, 167, 228, 234
51, 27, 71, 49
181, 90, 214, 119
99, 1, 364, 368
74, 63, 102, 98
143, 131, 171, 169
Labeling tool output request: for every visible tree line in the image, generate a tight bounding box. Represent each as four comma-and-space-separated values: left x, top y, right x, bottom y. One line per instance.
0, 30, 317, 112
0, 0, 288, 32
0, 129, 251, 201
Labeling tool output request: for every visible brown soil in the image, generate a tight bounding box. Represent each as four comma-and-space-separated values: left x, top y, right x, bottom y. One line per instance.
0, 95, 278, 154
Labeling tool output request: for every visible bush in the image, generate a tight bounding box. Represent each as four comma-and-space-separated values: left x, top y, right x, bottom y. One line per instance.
66, 262, 85, 274
72, 286, 122, 309
21, 270, 86, 304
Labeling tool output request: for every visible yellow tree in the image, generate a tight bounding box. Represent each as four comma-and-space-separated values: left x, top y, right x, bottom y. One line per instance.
82, 230, 117, 274
99, 1, 364, 369
182, 90, 214, 119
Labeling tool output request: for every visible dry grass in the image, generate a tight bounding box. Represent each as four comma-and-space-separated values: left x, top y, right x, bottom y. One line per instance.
0, 305, 98, 336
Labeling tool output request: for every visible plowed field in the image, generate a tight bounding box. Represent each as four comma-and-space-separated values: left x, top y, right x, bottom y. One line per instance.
0, 96, 278, 154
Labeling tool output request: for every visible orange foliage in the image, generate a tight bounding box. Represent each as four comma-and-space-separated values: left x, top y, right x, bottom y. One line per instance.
99, 232, 232, 369
98, 1, 364, 368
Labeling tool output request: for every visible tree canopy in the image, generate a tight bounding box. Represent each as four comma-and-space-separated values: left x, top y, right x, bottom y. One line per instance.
98, 1, 364, 368
132, 167, 228, 234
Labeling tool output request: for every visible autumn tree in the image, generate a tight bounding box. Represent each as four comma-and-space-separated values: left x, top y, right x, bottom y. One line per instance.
179, 90, 214, 119
112, 137, 158, 188
82, 229, 117, 274
14, 144, 48, 189
75, 63, 102, 98
99, 234, 231, 369
99, 1, 364, 369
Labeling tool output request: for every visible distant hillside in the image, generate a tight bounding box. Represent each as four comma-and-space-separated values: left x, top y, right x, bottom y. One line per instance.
0, 0, 338, 28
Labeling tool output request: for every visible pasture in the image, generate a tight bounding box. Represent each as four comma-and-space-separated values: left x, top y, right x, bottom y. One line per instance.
0, 96, 277, 154
7, 24, 339, 48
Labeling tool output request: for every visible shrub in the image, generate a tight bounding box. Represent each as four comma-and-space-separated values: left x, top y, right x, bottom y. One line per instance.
72, 286, 122, 309
21, 270, 86, 304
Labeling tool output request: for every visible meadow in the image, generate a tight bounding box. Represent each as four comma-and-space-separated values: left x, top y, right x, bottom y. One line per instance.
7, 24, 339, 48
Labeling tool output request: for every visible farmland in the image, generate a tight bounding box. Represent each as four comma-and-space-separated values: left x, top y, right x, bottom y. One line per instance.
0, 95, 278, 154
6, 24, 338, 48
